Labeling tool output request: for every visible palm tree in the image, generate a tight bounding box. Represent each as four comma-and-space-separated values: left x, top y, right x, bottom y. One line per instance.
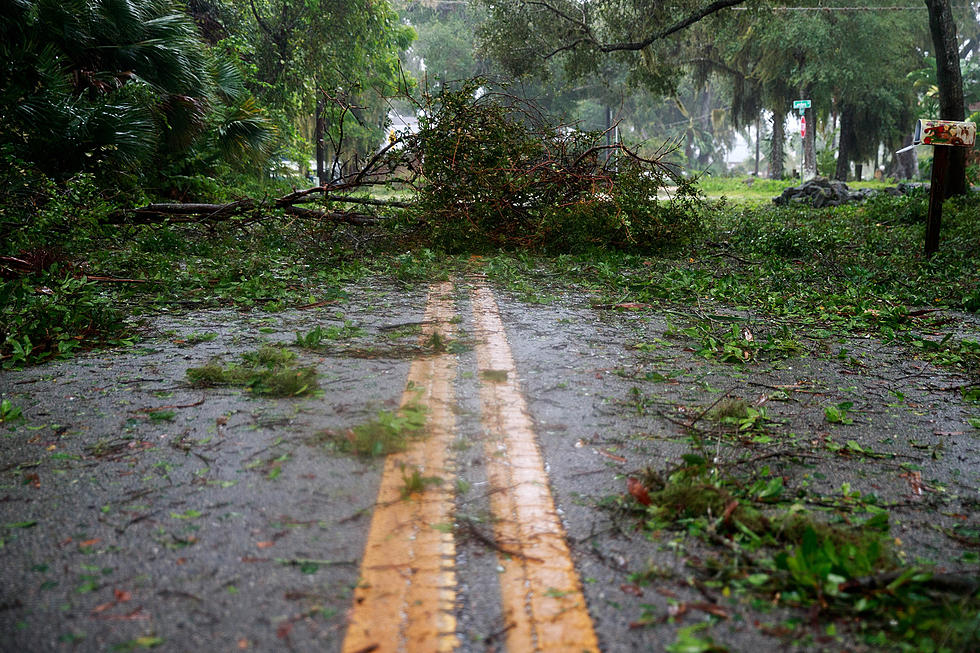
0, 0, 216, 177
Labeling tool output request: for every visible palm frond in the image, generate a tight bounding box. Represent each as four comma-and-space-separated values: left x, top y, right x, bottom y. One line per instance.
211, 54, 247, 104
213, 96, 278, 164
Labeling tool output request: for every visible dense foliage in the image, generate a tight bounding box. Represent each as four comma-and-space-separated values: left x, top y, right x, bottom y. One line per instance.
215, 0, 415, 179
0, 0, 414, 192
410, 83, 702, 253
0, 0, 214, 179
476, 0, 979, 182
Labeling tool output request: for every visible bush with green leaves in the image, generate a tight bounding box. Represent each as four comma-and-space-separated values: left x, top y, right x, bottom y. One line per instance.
0, 0, 277, 191
0, 161, 118, 254
0, 271, 128, 368
0, 157, 134, 368
409, 81, 702, 253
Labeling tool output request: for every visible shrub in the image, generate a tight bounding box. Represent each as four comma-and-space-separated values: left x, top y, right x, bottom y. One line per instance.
0, 271, 128, 368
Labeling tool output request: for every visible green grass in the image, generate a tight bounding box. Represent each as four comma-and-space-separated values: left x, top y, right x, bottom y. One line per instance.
696, 175, 901, 202
522, 193, 978, 363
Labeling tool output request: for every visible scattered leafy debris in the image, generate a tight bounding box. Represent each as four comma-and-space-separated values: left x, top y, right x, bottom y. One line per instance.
0, 398, 23, 423
293, 321, 364, 349
619, 446, 980, 650
400, 465, 444, 498
322, 401, 428, 457
186, 345, 319, 396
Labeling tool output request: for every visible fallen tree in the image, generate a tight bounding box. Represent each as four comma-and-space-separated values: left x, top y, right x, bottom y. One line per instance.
111, 79, 700, 254
111, 139, 416, 226
405, 80, 700, 252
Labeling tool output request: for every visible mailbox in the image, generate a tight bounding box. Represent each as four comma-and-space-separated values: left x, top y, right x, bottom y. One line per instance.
905, 118, 978, 258
913, 119, 976, 147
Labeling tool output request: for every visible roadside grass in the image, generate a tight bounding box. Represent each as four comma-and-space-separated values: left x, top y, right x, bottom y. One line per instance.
524, 193, 980, 377
696, 176, 897, 202
1, 213, 366, 367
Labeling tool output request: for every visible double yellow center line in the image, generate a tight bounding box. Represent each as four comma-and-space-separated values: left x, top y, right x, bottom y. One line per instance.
342, 281, 599, 652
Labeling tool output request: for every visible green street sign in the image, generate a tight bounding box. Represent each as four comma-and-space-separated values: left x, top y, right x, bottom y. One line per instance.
793, 100, 811, 109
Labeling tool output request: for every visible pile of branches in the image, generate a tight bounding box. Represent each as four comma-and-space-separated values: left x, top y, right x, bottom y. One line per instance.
407, 81, 701, 252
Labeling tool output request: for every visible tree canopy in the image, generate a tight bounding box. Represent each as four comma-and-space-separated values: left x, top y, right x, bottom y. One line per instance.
0, 0, 415, 189
477, 0, 976, 186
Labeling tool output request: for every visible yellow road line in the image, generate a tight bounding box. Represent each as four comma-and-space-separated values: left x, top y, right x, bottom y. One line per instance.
342, 281, 459, 653
471, 282, 600, 652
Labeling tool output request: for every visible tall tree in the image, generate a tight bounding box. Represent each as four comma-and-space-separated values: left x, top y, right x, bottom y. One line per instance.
770, 113, 786, 178
477, 0, 746, 97
479, 0, 962, 186
924, 0, 968, 196
400, 2, 488, 91
218, 0, 415, 180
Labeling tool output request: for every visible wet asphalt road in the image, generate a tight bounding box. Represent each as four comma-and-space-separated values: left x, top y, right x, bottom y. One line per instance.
1, 278, 978, 651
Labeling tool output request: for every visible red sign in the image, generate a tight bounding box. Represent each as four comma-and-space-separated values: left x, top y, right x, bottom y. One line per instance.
800, 116, 806, 139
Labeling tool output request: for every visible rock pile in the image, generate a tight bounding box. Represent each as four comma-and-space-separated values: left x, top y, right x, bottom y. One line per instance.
772, 177, 906, 207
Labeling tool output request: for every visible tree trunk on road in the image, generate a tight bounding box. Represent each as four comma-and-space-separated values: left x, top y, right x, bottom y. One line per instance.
925, 0, 967, 196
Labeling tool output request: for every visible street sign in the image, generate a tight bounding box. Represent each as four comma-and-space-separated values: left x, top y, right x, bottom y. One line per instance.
793, 100, 811, 109
800, 115, 806, 139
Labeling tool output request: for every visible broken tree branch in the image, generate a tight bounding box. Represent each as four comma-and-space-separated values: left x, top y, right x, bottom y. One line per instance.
322, 194, 411, 209
110, 199, 257, 224
110, 187, 407, 225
